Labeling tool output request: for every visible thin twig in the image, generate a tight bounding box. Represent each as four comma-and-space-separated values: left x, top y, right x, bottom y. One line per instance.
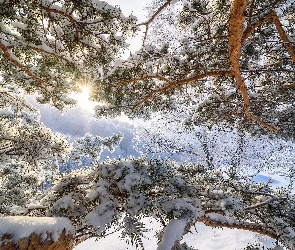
137, 0, 173, 50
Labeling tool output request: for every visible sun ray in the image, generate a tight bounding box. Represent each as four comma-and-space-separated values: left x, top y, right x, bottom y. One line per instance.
71, 81, 96, 112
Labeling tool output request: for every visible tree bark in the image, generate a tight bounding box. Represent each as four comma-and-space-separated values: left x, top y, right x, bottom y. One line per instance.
0, 230, 74, 250
228, 0, 278, 132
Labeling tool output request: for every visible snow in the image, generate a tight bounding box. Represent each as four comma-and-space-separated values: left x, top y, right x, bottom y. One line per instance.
85, 203, 115, 234
74, 218, 280, 250
10, 21, 27, 30
0, 109, 13, 116
183, 223, 279, 250
26, 93, 291, 250
92, 0, 116, 12
6, 50, 21, 65
252, 174, 280, 185
0, 216, 74, 242
26, 96, 139, 159
157, 218, 187, 250
50, 4, 65, 12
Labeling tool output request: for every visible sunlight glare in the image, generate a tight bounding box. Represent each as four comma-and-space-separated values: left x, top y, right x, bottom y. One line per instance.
81, 86, 89, 98
71, 85, 96, 112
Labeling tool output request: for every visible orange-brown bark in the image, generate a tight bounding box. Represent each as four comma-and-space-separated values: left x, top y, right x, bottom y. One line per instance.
0, 230, 74, 250
197, 216, 278, 240
229, 0, 278, 132
271, 10, 295, 62
131, 70, 231, 110
0, 41, 49, 92
242, 12, 274, 43
242, 0, 281, 43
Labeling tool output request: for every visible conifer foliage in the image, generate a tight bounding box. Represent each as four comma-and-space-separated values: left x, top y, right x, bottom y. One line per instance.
0, 0, 295, 249
0, 83, 70, 215
40, 158, 295, 249
96, 0, 295, 138
0, 0, 138, 109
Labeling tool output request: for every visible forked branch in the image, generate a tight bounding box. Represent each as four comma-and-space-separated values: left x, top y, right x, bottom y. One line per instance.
229, 0, 278, 132
137, 0, 173, 49
242, 0, 282, 43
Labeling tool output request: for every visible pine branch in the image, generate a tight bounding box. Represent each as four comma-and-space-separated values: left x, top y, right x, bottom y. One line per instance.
137, 0, 173, 51
271, 10, 295, 62
242, 0, 282, 42
131, 71, 231, 111
229, 0, 278, 132
0, 40, 50, 93
197, 215, 279, 240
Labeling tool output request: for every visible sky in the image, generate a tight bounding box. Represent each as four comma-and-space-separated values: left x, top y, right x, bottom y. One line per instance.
29, 0, 155, 160
107, 0, 153, 57
106, 0, 151, 22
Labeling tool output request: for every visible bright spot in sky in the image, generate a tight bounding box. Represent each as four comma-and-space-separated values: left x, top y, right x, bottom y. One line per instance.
71, 86, 96, 112
70, 86, 132, 123
70, 1, 155, 117
81, 86, 89, 98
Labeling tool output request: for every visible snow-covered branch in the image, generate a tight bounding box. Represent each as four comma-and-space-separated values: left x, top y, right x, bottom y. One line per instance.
35, 158, 295, 249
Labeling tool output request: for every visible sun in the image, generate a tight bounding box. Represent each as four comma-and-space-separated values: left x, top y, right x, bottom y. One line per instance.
71, 85, 96, 112
80, 86, 89, 98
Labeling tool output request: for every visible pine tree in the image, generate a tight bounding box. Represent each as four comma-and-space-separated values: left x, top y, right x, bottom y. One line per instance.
95, 0, 295, 139
0, 0, 138, 109
0, 83, 70, 215
1, 0, 295, 249
38, 158, 295, 249
1, 0, 295, 138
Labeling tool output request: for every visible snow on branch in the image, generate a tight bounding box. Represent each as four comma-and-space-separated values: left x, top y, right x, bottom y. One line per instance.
35, 159, 295, 249
0, 0, 138, 108
0, 216, 73, 243
138, 0, 173, 49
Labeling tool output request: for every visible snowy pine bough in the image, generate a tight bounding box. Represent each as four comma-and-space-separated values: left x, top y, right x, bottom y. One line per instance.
0, 0, 295, 249
0, 84, 70, 215
0, 0, 138, 109
94, 0, 295, 139
1, 89, 294, 249
38, 159, 295, 249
